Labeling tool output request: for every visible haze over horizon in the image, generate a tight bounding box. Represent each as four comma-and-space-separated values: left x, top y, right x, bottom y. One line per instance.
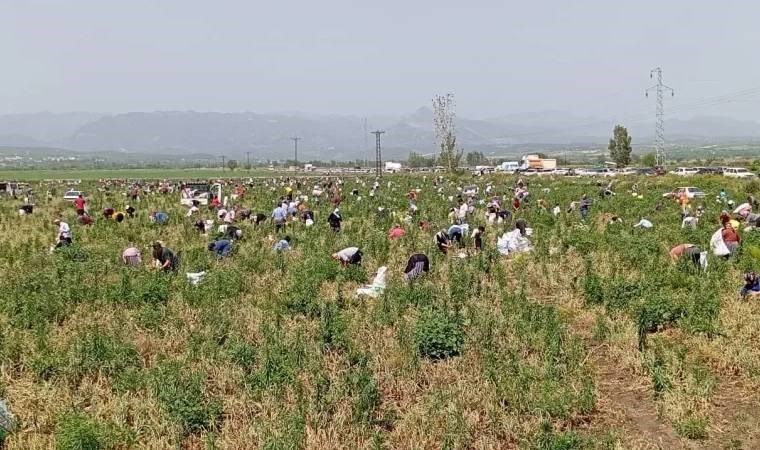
2, 0, 760, 123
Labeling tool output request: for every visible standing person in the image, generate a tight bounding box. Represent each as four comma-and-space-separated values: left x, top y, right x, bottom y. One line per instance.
73, 194, 86, 215
579, 195, 591, 220
272, 202, 287, 233
328, 208, 342, 233
332, 246, 362, 266
122, 246, 142, 266
403, 253, 430, 282
152, 242, 179, 271
721, 217, 741, 257
472, 226, 485, 251
53, 218, 72, 248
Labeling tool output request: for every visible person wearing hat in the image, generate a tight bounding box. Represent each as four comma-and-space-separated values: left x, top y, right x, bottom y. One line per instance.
152, 242, 178, 271
53, 218, 72, 248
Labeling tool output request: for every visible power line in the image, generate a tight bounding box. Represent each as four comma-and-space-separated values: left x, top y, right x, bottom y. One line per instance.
646, 67, 674, 167
371, 130, 385, 178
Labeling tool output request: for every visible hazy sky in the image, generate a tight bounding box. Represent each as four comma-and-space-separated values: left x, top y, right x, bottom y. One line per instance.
1, 0, 759, 122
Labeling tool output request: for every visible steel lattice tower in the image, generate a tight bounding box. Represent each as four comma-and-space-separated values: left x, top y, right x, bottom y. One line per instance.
646, 67, 674, 167
371, 130, 385, 177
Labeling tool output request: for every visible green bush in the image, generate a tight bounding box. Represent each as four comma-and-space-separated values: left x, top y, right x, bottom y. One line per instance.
414, 308, 464, 360
55, 413, 124, 450
151, 362, 222, 435
67, 327, 141, 384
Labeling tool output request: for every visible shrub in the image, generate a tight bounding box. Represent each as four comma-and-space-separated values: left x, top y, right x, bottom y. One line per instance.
67, 327, 141, 384
414, 308, 464, 360
346, 352, 380, 424
151, 362, 222, 434
55, 413, 123, 450
320, 300, 348, 352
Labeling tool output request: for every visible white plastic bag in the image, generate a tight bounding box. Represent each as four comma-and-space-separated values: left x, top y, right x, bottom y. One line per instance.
710, 229, 730, 256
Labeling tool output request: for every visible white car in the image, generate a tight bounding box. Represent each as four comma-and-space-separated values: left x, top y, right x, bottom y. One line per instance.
662, 187, 706, 199
722, 167, 755, 179
63, 190, 85, 201
670, 167, 698, 176
616, 167, 637, 175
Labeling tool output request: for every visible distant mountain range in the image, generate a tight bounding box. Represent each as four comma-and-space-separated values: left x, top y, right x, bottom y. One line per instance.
0, 109, 759, 161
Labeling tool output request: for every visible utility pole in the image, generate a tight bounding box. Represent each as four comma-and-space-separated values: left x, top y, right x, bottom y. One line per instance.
221, 155, 225, 172
246, 151, 251, 170
646, 67, 674, 168
363, 117, 368, 168
371, 130, 385, 178
291, 137, 301, 168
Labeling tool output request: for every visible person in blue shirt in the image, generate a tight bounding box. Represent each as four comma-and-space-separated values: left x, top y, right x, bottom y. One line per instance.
272, 203, 287, 232
151, 210, 169, 224
274, 236, 291, 252
740, 272, 760, 299
447, 224, 466, 246
208, 239, 233, 259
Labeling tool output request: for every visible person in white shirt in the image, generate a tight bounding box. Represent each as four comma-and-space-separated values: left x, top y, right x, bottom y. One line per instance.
223, 208, 235, 224
331, 247, 362, 266
186, 205, 200, 217
53, 218, 72, 248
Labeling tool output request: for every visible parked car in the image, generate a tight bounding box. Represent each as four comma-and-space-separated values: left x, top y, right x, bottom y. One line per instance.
696, 167, 723, 175
662, 187, 706, 199
616, 167, 637, 175
722, 167, 756, 179
670, 167, 698, 176
63, 190, 85, 201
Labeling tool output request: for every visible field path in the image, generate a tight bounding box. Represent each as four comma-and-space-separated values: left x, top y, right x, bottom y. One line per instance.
591, 346, 689, 449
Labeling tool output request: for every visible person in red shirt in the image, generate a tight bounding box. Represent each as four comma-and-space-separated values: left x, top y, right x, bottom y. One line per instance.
74, 194, 86, 215
721, 219, 741, 257
388, 224, 406, 240
209, 195, 221, 209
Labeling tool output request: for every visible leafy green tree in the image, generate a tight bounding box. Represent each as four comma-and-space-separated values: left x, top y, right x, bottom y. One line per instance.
608, 125, 633, 168
227, 159, 239, 171
407, 152, 435, 168
466, 151, 487, 166
641, 152, 657, 167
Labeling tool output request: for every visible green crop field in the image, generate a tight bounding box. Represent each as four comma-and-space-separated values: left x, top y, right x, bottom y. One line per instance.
0, 168, 273, 181
1, 173, 759, 448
